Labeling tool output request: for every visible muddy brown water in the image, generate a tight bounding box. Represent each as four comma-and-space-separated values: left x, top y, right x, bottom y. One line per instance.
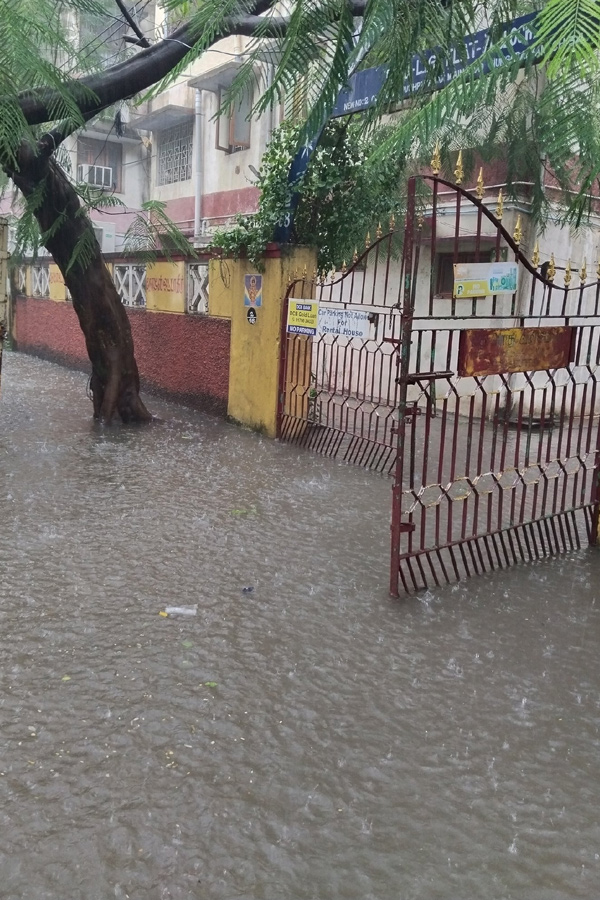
1, 351, 600, 899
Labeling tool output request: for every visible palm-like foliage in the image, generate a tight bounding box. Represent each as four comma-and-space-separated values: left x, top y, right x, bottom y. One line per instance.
2, 0, 600, 231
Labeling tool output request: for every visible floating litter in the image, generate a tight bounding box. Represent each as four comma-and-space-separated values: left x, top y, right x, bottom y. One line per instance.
162, 605, 198, 617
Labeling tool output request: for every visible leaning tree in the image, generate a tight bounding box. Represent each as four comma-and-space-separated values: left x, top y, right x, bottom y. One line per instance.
2, 0, 598, 422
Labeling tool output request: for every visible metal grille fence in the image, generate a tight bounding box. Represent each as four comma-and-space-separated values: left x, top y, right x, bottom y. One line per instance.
187, 263, 209, 314
114, 264, 146, 308
31, 265, 50, 298
279, 230, 403, 473
391, 174, 600, 595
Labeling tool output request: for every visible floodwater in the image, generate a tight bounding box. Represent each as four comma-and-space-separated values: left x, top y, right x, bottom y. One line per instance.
1, 351, 600, 900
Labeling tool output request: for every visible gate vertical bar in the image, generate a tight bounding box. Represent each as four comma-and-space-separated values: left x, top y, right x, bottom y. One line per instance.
390, 177, 417, 596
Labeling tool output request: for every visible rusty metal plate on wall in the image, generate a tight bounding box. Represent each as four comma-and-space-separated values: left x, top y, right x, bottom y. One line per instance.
458, 326, 574, 377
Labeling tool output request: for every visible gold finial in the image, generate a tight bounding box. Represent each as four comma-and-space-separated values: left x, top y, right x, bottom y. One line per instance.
547, 253, 556, 282
564, 259, 572, 287
389, 212, 396, 231
352, 247, 358, 264
302, 264, 307, 280
287, 272, 292, 286
532, 242, 540, 268
496, 189, 504, 220
454, 150, 464, 185
580, 257, 587, 283
431, 140, 441, 175
417, 214, 424, 230
319, 269, 326, 285
597, 259, 600, 280
376, 222, 383, 239
312, 267, 318, 282
365, 231, 371, 249
476, 167, 484, 200
341, 260, 347, 275
513, 215, 523, 246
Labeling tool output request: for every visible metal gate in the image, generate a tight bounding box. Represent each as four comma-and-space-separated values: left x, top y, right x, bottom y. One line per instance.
391, 170, 600, 596
278, 225, 403, 473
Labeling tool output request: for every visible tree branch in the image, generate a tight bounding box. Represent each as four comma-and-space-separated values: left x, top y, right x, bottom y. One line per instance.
115, 0, 151, 48
17, 0, 368, 126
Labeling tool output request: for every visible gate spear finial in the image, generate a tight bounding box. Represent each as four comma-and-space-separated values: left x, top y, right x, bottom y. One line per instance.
476, 167, 484, 199
454, 150, 464, 185
564, 259, 572, 287
431, 140, 441, 175
496, 189, 504, 220
580, 258, 587, 283
548, 254, 556, 281
513, 215, 523, 246
532, 242, 540, 268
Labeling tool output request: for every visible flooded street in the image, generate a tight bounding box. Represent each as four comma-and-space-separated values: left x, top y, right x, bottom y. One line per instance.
2, 351, 600, 899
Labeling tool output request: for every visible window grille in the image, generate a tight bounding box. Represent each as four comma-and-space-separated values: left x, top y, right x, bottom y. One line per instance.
31, 265, 50, 298
157, 121, 193, 185
114, 264, 146, 308
187, 264, 209, 314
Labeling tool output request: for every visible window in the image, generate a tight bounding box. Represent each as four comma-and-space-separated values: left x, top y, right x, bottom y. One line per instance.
157, 121, 193, 185
216, 88, 252, 153
77, 137, 123, 192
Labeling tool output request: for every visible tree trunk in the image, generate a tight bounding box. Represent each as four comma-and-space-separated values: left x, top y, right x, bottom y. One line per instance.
10, 143, 151, 424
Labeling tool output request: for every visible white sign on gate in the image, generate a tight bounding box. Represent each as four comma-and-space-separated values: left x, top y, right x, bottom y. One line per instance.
317, 306, 371, 339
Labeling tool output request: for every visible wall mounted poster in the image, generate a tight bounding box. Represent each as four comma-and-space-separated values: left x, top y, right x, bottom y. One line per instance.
453, 262, 518, 299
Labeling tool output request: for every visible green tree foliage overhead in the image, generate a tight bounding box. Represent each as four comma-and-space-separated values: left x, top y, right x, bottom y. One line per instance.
210, 119, 406, 271
3, 0, 600, 247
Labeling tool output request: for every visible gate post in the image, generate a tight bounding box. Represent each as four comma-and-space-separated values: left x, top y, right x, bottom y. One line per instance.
390, 178, 418, 597
210, 245, 316, 437
0, 218, 8, 393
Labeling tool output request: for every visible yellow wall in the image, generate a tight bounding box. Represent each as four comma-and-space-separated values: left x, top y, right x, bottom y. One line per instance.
146, 261, 186, 313
208, 258, 237, 319
215, 246, 316, 437
49, 264, 67, 302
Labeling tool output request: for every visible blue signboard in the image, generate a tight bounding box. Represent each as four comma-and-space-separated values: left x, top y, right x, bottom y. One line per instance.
275, 11, 539, 242
331, 66, 387, 118
330, 12, 537, 119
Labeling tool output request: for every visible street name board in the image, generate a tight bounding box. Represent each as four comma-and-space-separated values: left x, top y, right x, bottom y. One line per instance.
453, 262, 518, 299
331, 12, 537, 118
458, 326, 574, 377
287, 299, 320, 335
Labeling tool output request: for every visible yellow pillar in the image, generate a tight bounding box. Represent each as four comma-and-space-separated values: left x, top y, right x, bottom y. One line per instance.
49, 264, 67, 302
210, 246, 316, 437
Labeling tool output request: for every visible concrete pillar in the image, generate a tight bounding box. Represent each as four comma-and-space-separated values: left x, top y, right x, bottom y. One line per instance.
209, 245, 316, 437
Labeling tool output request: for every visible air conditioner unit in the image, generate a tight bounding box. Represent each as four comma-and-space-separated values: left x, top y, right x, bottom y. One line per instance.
77, 164, 114, 188
92, 225, 116, 254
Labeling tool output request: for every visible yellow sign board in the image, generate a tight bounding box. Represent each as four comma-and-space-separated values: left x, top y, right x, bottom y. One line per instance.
287, 299, 319, 335
453, 262, 518, 299
146, 261, 186, 313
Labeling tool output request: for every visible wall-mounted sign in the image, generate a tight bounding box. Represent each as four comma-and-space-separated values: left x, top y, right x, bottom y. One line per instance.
317, 306, 371, 339
287, 299, 320, 335
453, 262, 518, 299
244, 274, 262, 307
247, 308, 257, 325
458, 326, 574, 377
